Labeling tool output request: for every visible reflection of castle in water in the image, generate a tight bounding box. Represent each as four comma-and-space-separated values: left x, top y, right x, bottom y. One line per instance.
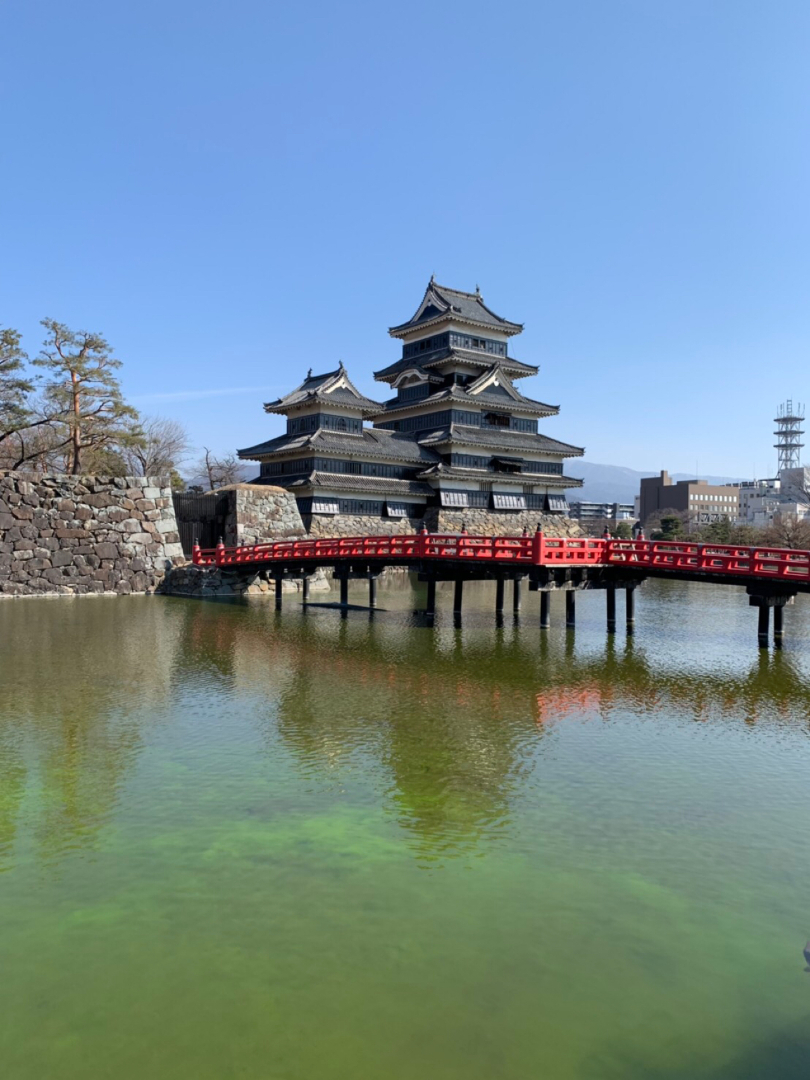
180, 596, 810, 860
2, 592, 809, 868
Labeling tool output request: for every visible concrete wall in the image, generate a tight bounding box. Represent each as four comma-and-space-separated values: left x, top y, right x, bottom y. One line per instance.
0, 472, 184, 596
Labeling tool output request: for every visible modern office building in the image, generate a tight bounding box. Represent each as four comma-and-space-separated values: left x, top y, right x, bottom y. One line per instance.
569, 501, 635, 522
638, 471, 740, 526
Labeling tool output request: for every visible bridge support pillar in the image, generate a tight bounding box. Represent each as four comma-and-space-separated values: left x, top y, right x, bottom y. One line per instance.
369, 576, 377, 609
773, 603, 784, 647
495, 578, 505, 615
626, 587, 635, 634
426, 578, 436, 618
274, 577, 283, 609
606, 586, 616, 634
339, 575, 349, 608
302, 577, 309, 605
513, 578, 522, 614
540, 591, 550, 630
757, 604, 770, 648
565, 590, 576, 628
453, 578, 464, 617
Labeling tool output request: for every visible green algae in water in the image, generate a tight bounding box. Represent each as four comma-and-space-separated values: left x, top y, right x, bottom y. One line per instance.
1, 580, 810, 1078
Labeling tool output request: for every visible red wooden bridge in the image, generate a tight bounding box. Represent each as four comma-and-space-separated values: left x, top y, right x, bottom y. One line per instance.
192, 532, 810, 647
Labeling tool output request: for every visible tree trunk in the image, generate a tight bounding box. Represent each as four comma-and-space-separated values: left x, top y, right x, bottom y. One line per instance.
71, 374, 81, 474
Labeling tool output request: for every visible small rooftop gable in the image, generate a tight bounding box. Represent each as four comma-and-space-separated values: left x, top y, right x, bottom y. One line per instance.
263, 362, 382, 415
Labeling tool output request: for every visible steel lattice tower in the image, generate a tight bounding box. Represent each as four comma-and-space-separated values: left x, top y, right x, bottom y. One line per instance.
774, 400, 805, 471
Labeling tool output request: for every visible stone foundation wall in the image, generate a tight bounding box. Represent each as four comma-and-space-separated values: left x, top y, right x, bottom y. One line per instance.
423, 508, 582, 538
161, 564, 331, 598
304, 514, 420, 538
223, 484, 305, 546
0, 472, 184, 596
305, 509, 581, 539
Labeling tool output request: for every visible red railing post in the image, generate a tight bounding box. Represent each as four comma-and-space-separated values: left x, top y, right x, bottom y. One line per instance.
192, 539, 201, 566
532, 525, 543, 564
215, 537, 225, 568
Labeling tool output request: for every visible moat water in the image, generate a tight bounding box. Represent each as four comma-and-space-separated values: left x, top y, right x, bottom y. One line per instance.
1, 578, 810, 1079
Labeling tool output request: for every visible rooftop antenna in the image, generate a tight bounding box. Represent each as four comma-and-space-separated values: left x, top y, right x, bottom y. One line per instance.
774, 399, 804, 473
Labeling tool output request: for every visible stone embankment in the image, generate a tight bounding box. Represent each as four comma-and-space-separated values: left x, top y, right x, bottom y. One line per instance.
161, 564, 331, 598
0, 472, 183, 596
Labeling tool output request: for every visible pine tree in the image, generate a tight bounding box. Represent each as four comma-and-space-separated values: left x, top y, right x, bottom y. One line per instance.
0, 326, 33, 446
34, 320, 140, 474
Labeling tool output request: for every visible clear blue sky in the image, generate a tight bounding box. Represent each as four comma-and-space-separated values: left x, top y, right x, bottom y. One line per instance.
3, 0, 809, 477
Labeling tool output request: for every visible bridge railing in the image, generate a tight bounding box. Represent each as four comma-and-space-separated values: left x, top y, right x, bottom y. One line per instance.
191, 533, 810, 584
604, 539, 810, 582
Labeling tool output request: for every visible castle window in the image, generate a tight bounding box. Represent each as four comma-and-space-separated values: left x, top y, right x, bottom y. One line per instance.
483, 411, 510, 428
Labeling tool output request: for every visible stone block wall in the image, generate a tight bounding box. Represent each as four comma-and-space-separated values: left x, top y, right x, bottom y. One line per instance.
0, 472, 184, 596
306, 509, 581, 539
305, 514, 420, 539
423, 508, 582, 538
160, 563, 331, 598
224, 485, 305, 545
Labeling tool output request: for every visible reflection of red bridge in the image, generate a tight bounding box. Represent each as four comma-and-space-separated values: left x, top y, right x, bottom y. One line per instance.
192, 534, 810, 647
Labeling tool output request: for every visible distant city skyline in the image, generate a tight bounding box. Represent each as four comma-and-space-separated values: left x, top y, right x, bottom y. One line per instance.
3, 0, 808, 478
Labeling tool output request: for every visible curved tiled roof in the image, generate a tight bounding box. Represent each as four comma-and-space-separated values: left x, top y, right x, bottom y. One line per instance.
418, 424, 584, 458
389, 280, 523, 338
416, 463, 583, 487
374, 347, 538, 384
238, 427, 441, 464
371, 381, 558, 420
286, 473, 435, 497
263, 363, 382, 415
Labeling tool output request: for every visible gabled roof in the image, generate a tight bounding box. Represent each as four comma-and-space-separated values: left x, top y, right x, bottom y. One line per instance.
238, 426, 441, 465
418, 424, 585, 458
374, 347, 538, 384
389, 279, 523, 339
390, 366, 444, 388
465, 362, 531, 403
263, 363, 382, 415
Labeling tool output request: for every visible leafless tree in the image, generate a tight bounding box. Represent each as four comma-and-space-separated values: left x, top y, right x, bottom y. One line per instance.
195, 447, 247, 490
762, 512, 810, 550
122, 415, 191, 478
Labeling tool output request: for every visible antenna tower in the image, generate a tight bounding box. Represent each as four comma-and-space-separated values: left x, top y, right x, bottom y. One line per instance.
774, 400, 805, 472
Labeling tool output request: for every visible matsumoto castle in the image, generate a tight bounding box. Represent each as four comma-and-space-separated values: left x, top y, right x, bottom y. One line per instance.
239, 279, 584, 527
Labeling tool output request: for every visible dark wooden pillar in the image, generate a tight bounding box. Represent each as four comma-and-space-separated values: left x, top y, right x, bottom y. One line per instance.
453, 578, 464, 616
773, 603, 784, 647
275, 577, 283, 609
426, 578, 436, 618
301, 577, 310, 605
606, 586, 616, 633
513, 578, 522, 613
369, 576, 377, 609
626, 587, 635, 634
540, 591, 550, 629
758, 604, 770, 648
495, 578, 505, 614
565, 590, 576, 628
339, 575, 349, 608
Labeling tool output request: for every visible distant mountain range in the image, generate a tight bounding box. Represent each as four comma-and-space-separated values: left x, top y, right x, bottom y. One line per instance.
564, 462, 743, 506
